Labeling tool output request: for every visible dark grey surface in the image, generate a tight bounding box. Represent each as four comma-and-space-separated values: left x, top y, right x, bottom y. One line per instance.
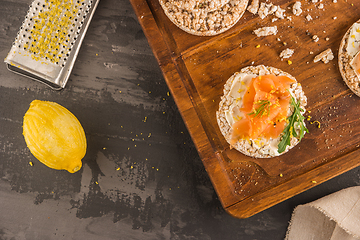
1, 0, 360, 239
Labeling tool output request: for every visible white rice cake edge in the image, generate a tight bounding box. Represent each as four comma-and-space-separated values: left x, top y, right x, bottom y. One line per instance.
338, 19, 360, 97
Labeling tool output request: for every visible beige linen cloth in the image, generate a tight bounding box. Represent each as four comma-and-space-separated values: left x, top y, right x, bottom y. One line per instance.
285, 186, 360, 240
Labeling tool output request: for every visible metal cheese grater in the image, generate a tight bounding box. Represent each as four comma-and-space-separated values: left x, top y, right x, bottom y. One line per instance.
4, 0, 100, 90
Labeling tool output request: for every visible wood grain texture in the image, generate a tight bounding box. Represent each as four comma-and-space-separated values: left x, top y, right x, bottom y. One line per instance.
130, 0, 360, 218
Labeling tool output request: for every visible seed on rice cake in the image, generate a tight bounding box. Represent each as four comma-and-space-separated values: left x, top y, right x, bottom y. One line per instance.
339, 19, 360, 97
158, 0, 249, 36
216, 65, 308, 158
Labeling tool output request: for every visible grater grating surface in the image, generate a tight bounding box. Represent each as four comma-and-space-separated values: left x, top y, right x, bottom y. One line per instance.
4, 0, 100, 90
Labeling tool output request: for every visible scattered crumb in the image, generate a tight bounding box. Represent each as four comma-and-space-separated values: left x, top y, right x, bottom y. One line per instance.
306, 14, 313, 21
275, 6, 286, 19
314, 48, 334, 64
253, 26, 278, 37
247, 0, 259, 14
318, 3, 324, 9
258, 2, 271, 19
258, 2, 278, 19
255, 2, 286, 20
293, 1, 302, 16
312, 35, 319, 42
280, 48, 294, 59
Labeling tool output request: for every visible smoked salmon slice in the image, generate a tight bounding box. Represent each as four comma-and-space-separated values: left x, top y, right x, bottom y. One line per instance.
232, 74, 295, 141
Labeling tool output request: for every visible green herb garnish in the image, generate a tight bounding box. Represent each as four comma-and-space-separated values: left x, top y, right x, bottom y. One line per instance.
278, 96, 308, 153
198, 2, 208, 8
248, 100, 271, 118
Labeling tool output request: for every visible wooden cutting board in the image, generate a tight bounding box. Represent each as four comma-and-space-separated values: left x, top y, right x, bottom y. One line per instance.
129, 0, 360, 218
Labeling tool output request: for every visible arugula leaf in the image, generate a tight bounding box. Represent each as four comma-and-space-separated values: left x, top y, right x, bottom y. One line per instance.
278, 96, 308, 153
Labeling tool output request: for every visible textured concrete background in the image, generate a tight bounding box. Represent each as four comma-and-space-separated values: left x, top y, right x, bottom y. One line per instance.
1, 0, 360, 239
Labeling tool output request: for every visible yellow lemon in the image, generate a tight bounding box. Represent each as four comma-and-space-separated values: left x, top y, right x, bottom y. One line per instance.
23, 100, 86, 173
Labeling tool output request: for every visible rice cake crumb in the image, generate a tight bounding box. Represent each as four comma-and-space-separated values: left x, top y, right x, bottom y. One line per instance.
247, 0, 259, 14
312, 35, 319, 42
306, 14, 313, 21
258, 2, 277, 19
314, 48, 334, 64
257, 2, 285, 20
280, 48, 294, 59
292, 1, 302, 16
253, 26, 278, 37
258, 2, 270, 19
275, 6, 286, 19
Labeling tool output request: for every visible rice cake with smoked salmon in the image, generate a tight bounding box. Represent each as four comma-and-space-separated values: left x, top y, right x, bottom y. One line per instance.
339, 19, 360, 97
216, 65, 307, 158
158, 0, 249, 36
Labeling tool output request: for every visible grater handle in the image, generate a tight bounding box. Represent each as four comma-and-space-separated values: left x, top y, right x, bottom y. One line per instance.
6, 64, 63, 90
